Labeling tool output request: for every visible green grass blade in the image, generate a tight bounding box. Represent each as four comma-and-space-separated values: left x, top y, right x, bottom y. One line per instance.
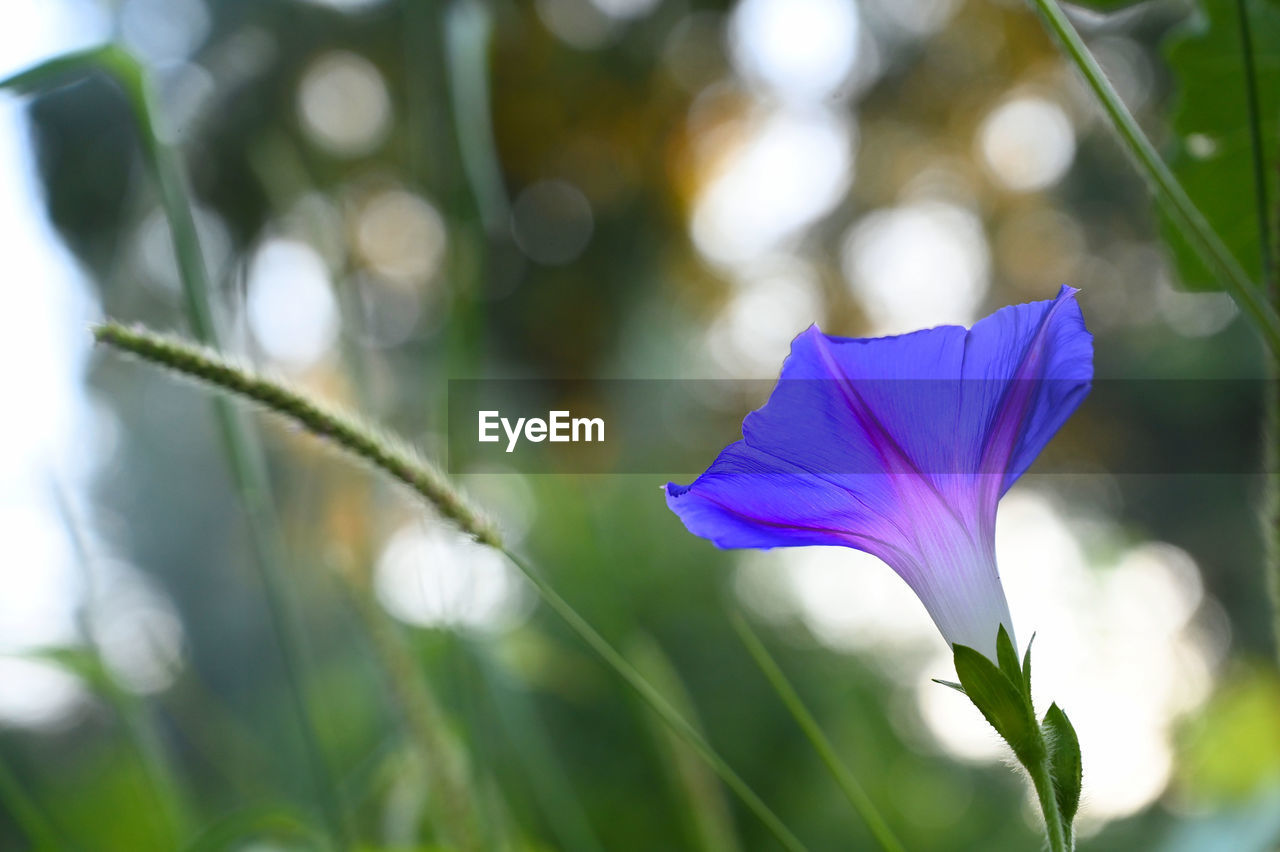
51, 484, 193, 847
341, 576, 484, 851
730, 611, 906, 852
444, 0, 510, 234
466, 642, 607, 852
1233, 0, 1274, 289
627, 633, 744, 852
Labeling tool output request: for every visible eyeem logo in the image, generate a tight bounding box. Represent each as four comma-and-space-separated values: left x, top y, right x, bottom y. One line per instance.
478, 410, 605, 453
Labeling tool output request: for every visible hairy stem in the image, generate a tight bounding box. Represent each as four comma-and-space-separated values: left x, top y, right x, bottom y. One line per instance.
1027, 753, 1070, 852
94, 321, 810, 852
1025, 0, 1280, 352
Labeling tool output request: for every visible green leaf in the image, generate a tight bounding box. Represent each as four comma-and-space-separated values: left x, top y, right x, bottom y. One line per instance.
952, 644, 1041, 764
996, 625, 1024, 697
1042, 703, 1083, 826
1163, 0, 1280, 290
0, 46, 137, 97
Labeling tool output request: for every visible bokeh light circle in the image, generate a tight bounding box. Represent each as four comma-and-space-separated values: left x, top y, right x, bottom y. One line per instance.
297, 51, 392, 157
978, 96, 1076, 192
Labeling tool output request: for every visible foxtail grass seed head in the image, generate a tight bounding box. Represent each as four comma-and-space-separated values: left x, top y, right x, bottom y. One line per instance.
92, 322, 502, 548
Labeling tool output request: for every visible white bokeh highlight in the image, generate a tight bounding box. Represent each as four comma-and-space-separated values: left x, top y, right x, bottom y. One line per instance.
705, 255, 824, 377
246, 238, 340, 369
297, 51, 392, 157
692, 108, 854, 267
842, 199, 990, 335
354, 188, 448, 286
729, 0, 860, 102
375, 523, 528, 633
89, 562, 186, 696
978, 96, 1077, 193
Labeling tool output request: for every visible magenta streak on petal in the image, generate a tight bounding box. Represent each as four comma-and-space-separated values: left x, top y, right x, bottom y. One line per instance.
805, 331, 976, 544
688, 486, 918, 566
976, 289, 1077, 513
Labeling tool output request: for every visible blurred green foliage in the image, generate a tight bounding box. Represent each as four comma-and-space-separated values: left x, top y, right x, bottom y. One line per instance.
1163, 0, 1280, 290
4, 0, 1280, 850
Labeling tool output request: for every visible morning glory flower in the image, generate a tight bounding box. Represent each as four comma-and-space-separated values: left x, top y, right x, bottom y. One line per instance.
667, 286, 1092, 661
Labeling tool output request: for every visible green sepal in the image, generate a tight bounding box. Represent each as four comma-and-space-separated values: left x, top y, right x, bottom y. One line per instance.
1021, 633, 1036, 699
931, 678, 966, 695
996, 625, 1024, 695
952, 642, 1042, 765
1042, 703, 1083, 827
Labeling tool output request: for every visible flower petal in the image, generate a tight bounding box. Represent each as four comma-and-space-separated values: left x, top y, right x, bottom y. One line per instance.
959, 285, 1092, 494
665, 442, 907, 561
665, 287, 1092, 658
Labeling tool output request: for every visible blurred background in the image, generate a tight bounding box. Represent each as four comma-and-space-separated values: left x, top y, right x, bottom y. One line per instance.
3, 0, 1279, 849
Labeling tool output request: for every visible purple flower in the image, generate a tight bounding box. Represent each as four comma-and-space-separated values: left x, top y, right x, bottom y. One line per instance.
667, 286, 1092, 660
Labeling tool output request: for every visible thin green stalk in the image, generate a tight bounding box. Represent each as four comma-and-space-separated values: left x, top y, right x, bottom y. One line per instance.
52, 483, 192, 847
342, 576, 484, 851
628, 634, 744, 852
0, 752, 65, 852
1027, 754, 1069, 852
118, 54, 351, 847
444, 0, 510, 235
94, 322, 810, 852
1025, 0, 1280, 353
730, 612, 905, 852
1234, 0, 1274, 289
497, 549, 808, 852
1, 47, 349, 845
466, 642, 606, 852
402, 0, 485, 430
1233, 0, 1280, 668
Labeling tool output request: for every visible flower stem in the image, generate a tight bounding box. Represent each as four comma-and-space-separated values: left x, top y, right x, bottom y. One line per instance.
1024, 0, 1280, 354
93, 321, 812, 852
1027, 752, 1070, 852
